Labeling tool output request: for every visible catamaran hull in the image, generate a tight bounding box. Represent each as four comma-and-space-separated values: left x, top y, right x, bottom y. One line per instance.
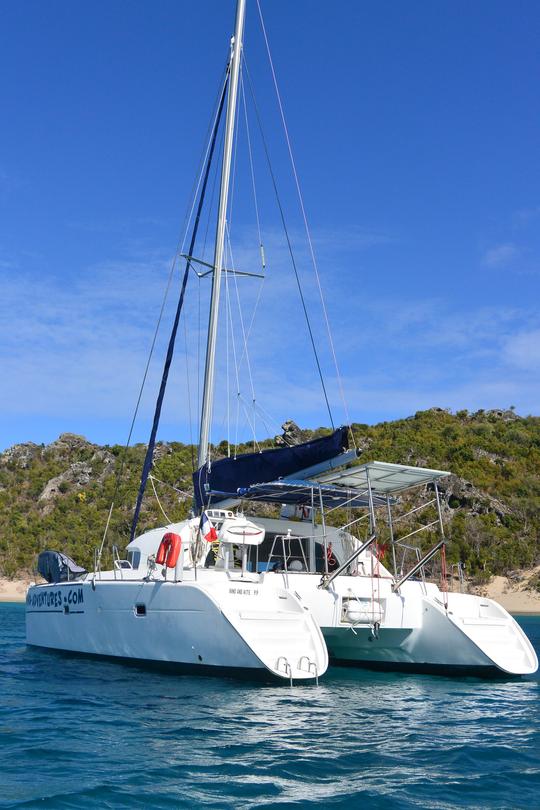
323, 625, 504, 677
26, 581, 263, 670
325, 649, 505, 677
277, 574, 538, 677
26, 577, 328, 681
323, 596, 538, 676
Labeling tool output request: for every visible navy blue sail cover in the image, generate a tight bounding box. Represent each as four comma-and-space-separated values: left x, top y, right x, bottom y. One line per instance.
193, 426, 349, 508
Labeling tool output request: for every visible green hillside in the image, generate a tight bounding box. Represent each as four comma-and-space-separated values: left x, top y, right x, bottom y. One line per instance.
1, 408, 539, 581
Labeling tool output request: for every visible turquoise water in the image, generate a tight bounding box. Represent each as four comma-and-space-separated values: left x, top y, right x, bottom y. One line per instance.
1, 604, 539, 809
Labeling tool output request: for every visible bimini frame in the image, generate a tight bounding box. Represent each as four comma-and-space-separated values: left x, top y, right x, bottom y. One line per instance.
314, 460, 451, 591
224, 459, 452, 593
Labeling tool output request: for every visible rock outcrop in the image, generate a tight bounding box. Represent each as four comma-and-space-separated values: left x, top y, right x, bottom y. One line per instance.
39, 462, 93, 505
0, 442, 41, 469
47, 433, 93, 455
274, 420, 312, 447
436, 474, 511, 522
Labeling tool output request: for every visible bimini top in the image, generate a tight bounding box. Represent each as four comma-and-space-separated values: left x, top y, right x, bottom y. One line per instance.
316, 460, 451, 495
234, 479, 386, 509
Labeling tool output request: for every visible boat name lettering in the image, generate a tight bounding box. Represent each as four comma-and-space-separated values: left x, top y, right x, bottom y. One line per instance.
228, 588, 258, 596
27, 587, 84, 609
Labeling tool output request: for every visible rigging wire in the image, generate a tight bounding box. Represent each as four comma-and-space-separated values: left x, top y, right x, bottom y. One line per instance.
255, 0, 356, 446
225, 245, 231, 456
96, 63, 231, 560
197, 125, 224, 450
223, 247, 242, 455
97, 102, 225, 567
252, 398, 281, 436
239, 397, 260, 451
222, 244, 261, 456
183, 314, 195, 473
218, 60, 268, 454
241, 66, 265, 270
129, 66, 230, 542
204, 43, 248, 463
198, 58, 276, 456
233, 71, 271, 404
242, 55, 335, 430
206, 67, 242, 462
225, 222, 259, 447
225, 67, 275, 450
201, 125, 225, 264
148, 474, 192, 500
227, 63, 242, 236
149, 474, 173, 525
197, 275, 201, 442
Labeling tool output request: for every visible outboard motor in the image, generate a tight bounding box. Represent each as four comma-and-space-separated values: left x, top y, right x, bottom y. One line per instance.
37, 551, 87, 584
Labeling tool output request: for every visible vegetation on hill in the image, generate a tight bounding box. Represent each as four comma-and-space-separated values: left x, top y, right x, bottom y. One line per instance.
353, 408, 540, 581
0, 408, 538, 581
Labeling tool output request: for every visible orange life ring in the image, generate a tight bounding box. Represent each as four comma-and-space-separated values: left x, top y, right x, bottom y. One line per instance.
156, 532, 182, 568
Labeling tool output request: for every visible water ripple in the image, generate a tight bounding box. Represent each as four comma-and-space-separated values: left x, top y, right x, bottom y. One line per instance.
1, 604, 539, 809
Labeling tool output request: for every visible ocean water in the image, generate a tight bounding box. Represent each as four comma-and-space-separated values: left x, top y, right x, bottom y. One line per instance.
1, 604, 539, 810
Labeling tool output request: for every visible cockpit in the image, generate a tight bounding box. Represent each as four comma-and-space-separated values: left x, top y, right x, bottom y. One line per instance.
202, 509, 341, 575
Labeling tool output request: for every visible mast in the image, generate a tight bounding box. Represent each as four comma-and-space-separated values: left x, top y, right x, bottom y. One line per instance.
198, 0, 246, 470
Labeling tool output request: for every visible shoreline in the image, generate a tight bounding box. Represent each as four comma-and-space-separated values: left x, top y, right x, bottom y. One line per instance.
0, 578, 34, 603
2, 575, 540, 614
467, 572, 540, 615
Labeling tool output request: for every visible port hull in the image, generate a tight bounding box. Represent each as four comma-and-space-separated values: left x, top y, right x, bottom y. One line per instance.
25, 574, 328, 681
26, 579, 262, 669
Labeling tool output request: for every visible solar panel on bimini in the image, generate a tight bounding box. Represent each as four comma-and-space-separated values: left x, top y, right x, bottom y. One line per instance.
234, 479, 385, 509
315, 460, 451, 495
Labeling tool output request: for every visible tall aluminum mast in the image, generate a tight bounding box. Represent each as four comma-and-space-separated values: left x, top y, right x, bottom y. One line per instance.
197, 0, 246, 470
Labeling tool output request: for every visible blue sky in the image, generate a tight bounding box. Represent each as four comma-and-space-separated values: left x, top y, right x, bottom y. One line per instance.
1, 0, 539, 451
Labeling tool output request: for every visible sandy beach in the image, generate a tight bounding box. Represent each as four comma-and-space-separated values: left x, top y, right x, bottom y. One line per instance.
0, 577, 35, 602
2, 572, 539, 613
469, 570, 540, 614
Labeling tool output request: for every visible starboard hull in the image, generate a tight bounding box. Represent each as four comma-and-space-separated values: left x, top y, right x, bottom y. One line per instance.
272, 573, 538, 677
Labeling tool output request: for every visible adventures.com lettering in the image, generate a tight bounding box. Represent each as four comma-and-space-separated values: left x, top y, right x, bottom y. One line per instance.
27, 588, 84, 609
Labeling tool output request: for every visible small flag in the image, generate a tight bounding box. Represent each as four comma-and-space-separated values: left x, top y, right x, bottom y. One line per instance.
201, 512, 218, 543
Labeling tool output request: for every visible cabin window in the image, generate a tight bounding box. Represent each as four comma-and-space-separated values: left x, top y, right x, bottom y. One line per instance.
127, 550, 141, 570
254, 533, 333, 573
203, 532, 340, 573
135, 604, 146, 617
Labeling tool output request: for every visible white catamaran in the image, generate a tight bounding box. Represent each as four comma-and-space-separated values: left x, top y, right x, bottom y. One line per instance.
27, 0, 537, 680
